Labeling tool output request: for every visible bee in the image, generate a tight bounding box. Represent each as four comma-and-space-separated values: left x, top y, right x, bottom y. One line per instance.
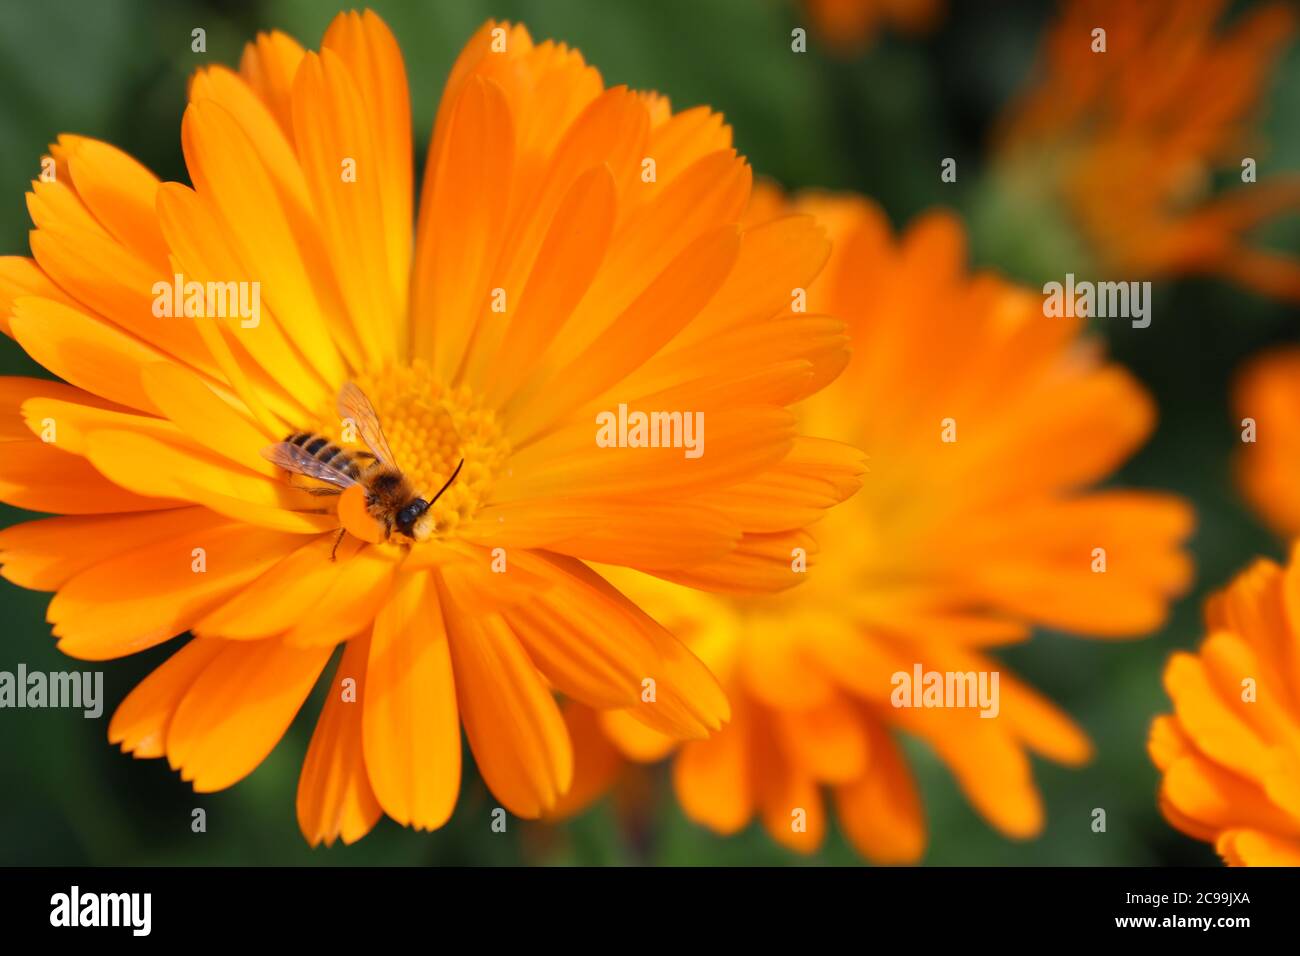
262, 382, 463, 558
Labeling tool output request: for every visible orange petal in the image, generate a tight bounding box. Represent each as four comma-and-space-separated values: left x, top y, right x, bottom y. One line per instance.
1164, 649, 1271, 783
0, 507, 222, 590
154, 181, 327, 424
755, 750, 825, 854
57, 135, 170, 271
773, 694, 871, 784
439, 577, 572, 817
194, 535, 364, 640
238, 29, 306, 136
411, 75, 514, 373
672, 702, 753, 835
140, 362, 277, 474
166, 638, 333, 792
363, 571, 461, 830
1162, 751, 1300, 837
109, 637, 226, 759
283, 544, 400, 647
9, 297, 168, 413
901, 703, 1044, 840
506, 223, 741, 443
82, 429, 329, 533
0, 256, 76, 338
322, 9, 412, 314
1216, 828, 1300, 866
182, 98, 352, 380
833, 720, 927, 863
48, 520, 304, 659
598, 708, 679, 763
503, 551, 730, 737
292, 49, 400, 365
297, 635, 383, 846
482, 164, 618, 408
0, 439, 177, 515
545, 702, 626, 819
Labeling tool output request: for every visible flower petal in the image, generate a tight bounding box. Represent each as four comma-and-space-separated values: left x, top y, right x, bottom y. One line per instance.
439, 576, 572, 817
833, 720, 927, 863
166, 638, 333, 792
48, 519, 305, 659
363, 571, 461, 830
109, 637, 226, 759
297, 634, 383, 846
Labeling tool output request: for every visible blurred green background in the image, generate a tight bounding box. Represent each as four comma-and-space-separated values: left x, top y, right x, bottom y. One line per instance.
1, 0, 1297, 866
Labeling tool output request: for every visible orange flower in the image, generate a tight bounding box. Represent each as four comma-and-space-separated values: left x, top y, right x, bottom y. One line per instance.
803, 0, 943, 49
1234, 348, 1300, 538
1149, 550, 1300, 865
0, 13, 862, 844
993, 0, 1300, 300
558, 189, 1194, 861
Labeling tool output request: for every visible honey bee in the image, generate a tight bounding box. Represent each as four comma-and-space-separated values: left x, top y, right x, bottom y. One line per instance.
262, 382, 463, 558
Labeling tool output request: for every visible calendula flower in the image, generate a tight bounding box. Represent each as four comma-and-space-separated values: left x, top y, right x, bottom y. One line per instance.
0, 12, 861, 845
1149, 550, 1300, 865
1234, 348, 1300, 538
992, 0, 1300, 300
802, 0, 943, 50
557, 190, 1194, 861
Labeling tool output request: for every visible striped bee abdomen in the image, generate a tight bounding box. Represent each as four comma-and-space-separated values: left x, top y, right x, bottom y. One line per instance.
286, 431, 370, 479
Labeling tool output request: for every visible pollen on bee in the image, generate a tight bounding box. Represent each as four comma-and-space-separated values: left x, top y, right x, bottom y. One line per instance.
339, 483, 385, 543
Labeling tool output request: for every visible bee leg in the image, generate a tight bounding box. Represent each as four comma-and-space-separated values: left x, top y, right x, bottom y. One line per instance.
330, 527, 346, 562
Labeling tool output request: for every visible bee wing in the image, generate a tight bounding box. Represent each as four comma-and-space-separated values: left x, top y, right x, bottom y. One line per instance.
261, 442, 357, 490
338, 382, 398, 468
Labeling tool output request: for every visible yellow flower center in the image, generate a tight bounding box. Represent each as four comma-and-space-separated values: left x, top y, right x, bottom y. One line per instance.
326, 360, 510, 537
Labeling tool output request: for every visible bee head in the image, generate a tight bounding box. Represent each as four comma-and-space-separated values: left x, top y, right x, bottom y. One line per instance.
395, 497, 432, 540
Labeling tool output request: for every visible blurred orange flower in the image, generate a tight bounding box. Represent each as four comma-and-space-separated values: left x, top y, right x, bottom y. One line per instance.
1150, 551, 1300, 865
557, 189, 1195, 861
1234, 349, 1300, 538
803, 0, 943, 49
994, 0, 1300, 300
0, 12, 862, 844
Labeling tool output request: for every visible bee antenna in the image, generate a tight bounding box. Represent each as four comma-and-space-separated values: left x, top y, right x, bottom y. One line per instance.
429, 458, 465, 505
